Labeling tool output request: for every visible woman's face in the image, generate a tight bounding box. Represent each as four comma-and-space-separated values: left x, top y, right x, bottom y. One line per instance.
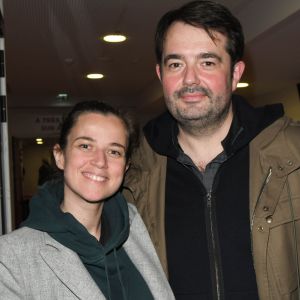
54, 112, 128, 204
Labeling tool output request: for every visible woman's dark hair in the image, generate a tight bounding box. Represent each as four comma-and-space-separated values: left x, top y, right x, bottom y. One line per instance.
155, 0, 244, 71
58, 100, 139, 161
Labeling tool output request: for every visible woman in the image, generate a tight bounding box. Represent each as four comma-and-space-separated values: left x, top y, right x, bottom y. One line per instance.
0, 101, 174, 300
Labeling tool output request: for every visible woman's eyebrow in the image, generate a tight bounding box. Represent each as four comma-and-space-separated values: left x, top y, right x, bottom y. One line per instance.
73, 136, 95, 142
110, 142, 126, 150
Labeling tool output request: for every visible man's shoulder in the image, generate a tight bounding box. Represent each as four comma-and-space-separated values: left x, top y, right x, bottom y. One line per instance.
253, 116, 298, 140
123, 134, 168, 205
131, 134, 167, 170
251, 116, 300, 156
283, 116, 300, 137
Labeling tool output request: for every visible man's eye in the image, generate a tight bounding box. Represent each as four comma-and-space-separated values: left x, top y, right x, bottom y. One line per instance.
168, 62, 182, 69
202, 61, 216, 68
79, 144, 90, 150
167, 62, 182, 70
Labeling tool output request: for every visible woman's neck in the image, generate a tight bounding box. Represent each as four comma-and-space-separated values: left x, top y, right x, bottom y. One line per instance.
60, 198, 104, 240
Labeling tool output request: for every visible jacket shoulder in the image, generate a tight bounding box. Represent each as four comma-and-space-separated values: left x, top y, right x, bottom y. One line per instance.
252, 116, 300, 147
250, 116, 300, 178
123, 135, 167, 203
131, 135, 165, 169
0, 228, 44, 298
0, 227, 44, 250
283, 117, 300, 139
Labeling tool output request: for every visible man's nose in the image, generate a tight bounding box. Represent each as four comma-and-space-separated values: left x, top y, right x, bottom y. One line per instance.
183, 65, 201, 86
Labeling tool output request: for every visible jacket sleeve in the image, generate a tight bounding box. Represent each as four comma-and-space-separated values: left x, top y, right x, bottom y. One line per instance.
0, 237, 25, 299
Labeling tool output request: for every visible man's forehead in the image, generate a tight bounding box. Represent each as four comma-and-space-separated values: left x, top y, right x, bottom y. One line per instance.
164, 22, 227, 45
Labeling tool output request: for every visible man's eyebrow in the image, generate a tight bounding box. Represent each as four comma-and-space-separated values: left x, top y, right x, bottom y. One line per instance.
198, 52, 222, 61
163, 52, 222, 65
163, 54, 183, 65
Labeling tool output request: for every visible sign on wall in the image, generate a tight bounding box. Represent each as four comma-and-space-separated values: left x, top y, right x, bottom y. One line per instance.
34, 115, 62, 134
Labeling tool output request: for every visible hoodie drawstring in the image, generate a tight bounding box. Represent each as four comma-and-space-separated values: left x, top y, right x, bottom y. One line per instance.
103, 249, 128, 300
114, 248, 128, 300
104, 258, 112, 300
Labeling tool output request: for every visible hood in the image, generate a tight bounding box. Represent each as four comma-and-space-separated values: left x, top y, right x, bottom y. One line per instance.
143, 94, 284, 158
22, 179, 129, 263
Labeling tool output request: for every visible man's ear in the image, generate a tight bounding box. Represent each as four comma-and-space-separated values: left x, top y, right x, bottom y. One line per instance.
53, 144, 65, 170
156, 64, 162, 81
231, 60, 245, 92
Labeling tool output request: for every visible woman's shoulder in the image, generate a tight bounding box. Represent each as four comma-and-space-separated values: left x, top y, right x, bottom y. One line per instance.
127, 202, 139, 223
1, 226, 41, 239
0, 227, 45, 252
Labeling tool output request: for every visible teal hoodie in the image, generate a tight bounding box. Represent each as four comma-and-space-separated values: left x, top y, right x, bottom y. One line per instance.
22, 180, 153, 300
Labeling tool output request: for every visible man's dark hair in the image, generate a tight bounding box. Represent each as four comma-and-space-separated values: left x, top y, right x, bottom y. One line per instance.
59, 100, 139, 161
155, 0, 244, 70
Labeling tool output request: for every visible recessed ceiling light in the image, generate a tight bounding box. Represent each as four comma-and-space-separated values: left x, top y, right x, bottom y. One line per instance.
86, 73, 104, 79
237, 82, 249, 88
103, 34, 127, 43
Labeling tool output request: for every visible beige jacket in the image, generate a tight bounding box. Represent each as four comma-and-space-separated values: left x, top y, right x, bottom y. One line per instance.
123, 116, 300, 300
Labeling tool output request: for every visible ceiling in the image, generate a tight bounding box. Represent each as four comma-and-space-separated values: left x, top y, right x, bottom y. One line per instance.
2, 0, 300, 121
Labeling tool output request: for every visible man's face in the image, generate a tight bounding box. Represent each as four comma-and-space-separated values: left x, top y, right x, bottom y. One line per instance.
156, 22, 244, 129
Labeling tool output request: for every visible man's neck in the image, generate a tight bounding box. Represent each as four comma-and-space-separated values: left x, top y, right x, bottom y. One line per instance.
178, 109, 233, 171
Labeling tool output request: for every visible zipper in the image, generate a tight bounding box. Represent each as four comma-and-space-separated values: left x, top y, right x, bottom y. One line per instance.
206, 190, 223, 300
180, 162, 225, 299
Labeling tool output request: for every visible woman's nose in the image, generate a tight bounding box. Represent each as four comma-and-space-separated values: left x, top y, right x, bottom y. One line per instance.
91, 150, 108, 168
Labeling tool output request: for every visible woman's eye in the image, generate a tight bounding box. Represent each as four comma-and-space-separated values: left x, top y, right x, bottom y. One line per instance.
108, 149, 124, 157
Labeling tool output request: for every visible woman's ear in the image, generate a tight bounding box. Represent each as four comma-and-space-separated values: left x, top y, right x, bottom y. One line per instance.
53, 144, 65, 170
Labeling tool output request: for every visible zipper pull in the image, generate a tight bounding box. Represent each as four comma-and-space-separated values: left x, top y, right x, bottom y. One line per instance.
207, 191, 212, 207
265, 168, 272, 184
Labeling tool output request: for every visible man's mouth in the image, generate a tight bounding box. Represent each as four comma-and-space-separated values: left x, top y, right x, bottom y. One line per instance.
176, 86, 211, 99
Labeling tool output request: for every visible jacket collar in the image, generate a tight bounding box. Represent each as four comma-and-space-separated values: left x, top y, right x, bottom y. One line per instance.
143, 94, 284, 158
40, 232, 105, 300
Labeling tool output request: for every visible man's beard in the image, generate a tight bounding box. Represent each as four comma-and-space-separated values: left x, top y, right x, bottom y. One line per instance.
166, 85, 231, 133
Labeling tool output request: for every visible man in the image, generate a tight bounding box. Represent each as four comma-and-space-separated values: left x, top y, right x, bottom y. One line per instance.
123, 1, 300, 299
